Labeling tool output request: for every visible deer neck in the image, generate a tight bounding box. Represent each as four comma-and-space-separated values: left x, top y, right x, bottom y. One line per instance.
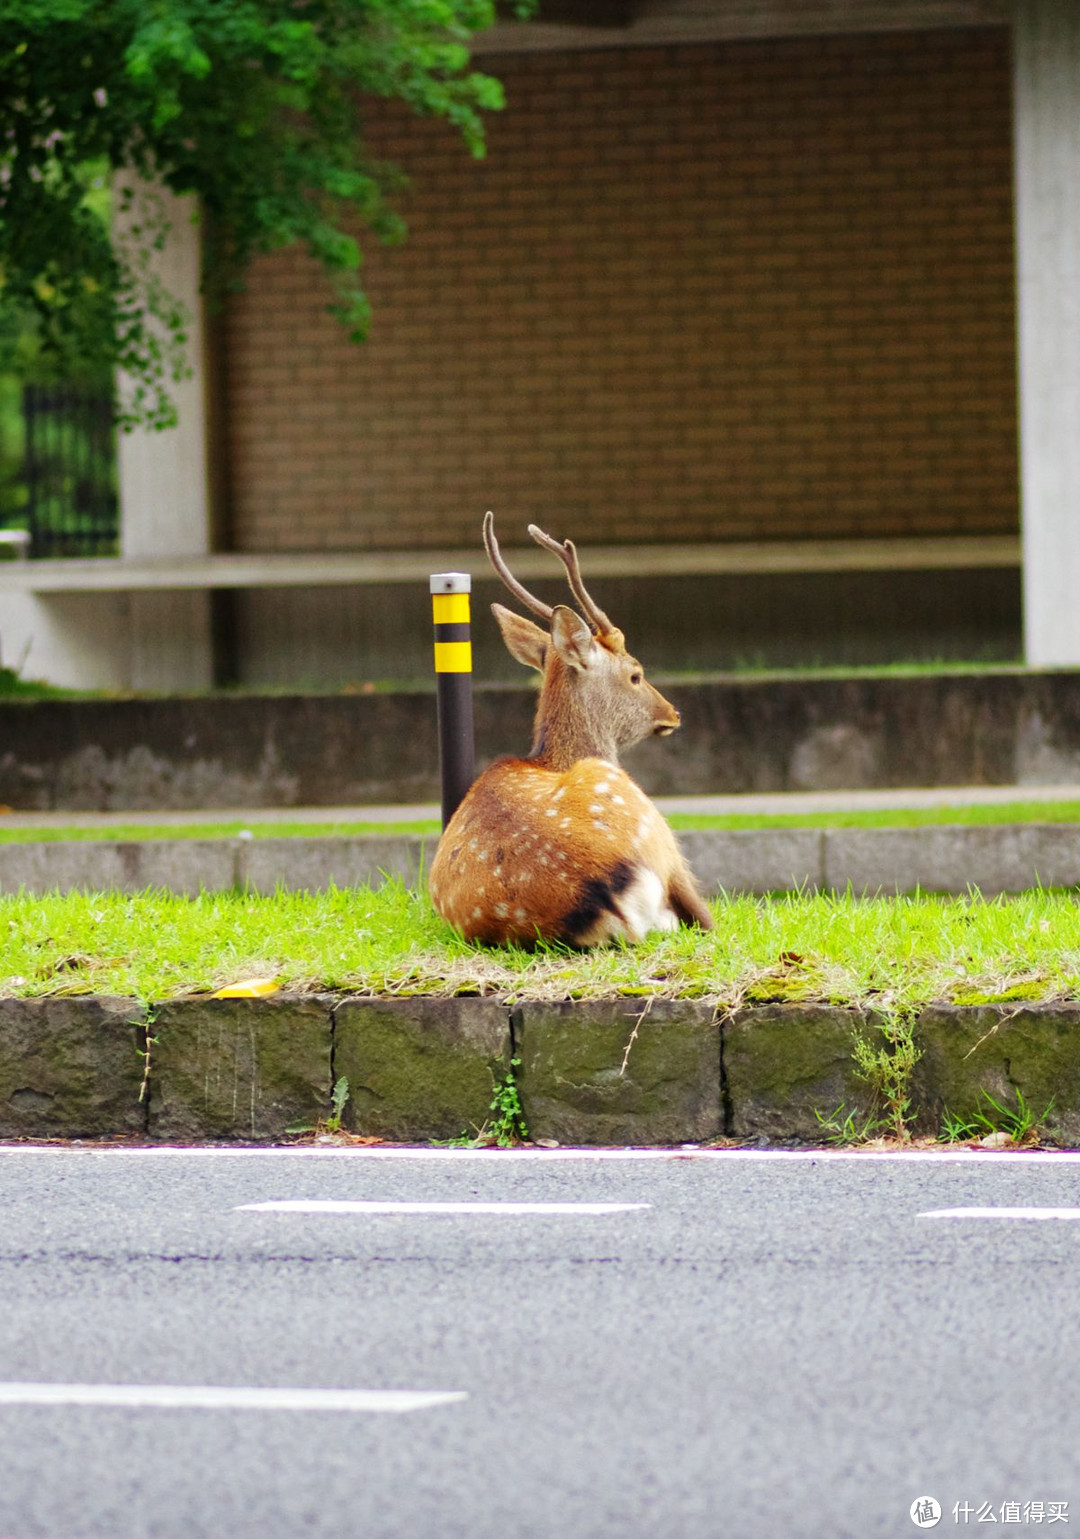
528, 667, 620, 771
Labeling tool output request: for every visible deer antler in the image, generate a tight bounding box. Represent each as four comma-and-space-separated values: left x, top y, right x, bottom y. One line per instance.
483, 511, 553, 622
528, 524, 614, 637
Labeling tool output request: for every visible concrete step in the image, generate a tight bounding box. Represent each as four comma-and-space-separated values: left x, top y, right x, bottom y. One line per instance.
3, 816, 1080, 896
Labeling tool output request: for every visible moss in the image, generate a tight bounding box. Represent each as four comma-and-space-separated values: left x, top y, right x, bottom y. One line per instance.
334, 997, 511, 1140
949, 978, 1051, 1006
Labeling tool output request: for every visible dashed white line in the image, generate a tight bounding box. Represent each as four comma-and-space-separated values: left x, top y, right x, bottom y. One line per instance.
236, 1200, 651, 1214
920, 1207, 1080, 1221
0, 1383, 465, 1413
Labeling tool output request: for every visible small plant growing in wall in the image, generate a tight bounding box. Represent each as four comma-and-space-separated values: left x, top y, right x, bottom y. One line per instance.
488, 1058, 529, 1147
815, 1015, 921, 1146
324, 1076, 350, 1135
940, 1087, 1054, 1148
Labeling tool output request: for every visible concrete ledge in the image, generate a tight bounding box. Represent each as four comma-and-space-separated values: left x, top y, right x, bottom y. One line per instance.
724, 1003, 877, 1141
0, 834, 428, 896
7, 669, 1080, 813
4, 824, 1080, 897
911, 1004, 1080, 1144
514, 998, 721, 1145
3, 996, 1080, 1146
334, 997, 511, 1140
0, 996, 146, 1138
823, 825, 1080, 895
149, 996, 332, 1141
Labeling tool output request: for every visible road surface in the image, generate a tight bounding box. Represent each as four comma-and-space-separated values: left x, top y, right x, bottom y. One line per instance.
0, 1145, 1078, 1538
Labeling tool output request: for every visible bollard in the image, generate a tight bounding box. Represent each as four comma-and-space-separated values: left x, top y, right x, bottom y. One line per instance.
430, 571, 476, 829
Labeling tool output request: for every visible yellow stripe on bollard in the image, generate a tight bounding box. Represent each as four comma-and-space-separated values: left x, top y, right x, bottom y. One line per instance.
432, 592, 471, 626
434, 640, 473, 673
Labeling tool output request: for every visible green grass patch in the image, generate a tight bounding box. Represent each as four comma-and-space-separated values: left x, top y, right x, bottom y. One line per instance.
0, 820, 441, 844
0, 666, 80, 701
2, 883, 1079, 1007
668, 801, 1080, 832
5, 799, 1080, 844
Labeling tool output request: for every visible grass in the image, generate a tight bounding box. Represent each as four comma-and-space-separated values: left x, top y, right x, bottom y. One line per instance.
672, 801, 1080, 831
2, 881, 1079, 1006
5, 799, 1080, 843
0, 666, 77, 701
0, 820, 441, 843
940, 1087, 1054, 1146
0, 658, 1029, 703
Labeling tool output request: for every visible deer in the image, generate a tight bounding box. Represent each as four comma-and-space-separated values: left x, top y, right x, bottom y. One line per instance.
428, 513, 714, 948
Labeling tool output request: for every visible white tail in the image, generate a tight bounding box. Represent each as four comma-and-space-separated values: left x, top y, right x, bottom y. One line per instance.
428, 515, 713, 947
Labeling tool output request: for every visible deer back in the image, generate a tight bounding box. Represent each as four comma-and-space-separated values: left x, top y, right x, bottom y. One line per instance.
430, 755, 704, 945
428, 515, 713, 946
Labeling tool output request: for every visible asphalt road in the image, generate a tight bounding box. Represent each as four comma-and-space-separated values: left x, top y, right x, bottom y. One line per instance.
1, 1147, 1079, 1539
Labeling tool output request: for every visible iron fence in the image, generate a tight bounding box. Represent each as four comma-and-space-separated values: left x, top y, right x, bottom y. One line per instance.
22, 383, 118, 557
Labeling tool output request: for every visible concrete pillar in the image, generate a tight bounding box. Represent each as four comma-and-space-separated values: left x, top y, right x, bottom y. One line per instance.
116, 181, 215, 690
1014, 0, 1080, 666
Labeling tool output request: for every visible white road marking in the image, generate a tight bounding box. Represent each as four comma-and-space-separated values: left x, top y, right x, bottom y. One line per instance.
236, 1200, 651, 1214
920, 1207, 1080, 1221
0, 1383, 465, 1413
5, 1146, 1080, 1164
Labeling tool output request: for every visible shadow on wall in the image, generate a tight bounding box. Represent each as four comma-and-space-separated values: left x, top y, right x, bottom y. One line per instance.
219, 567, 1022, 689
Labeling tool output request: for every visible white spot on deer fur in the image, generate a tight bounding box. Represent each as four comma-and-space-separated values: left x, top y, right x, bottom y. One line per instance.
514, 908, 527, 922
546, 808, 557, 817
478, 849, 488, 862
471, 907, 482, 919
553, 787, 566, 802
558, 851, 568, 861
494, 902, 510, 919
560, 817, 572, 829
593, 821, 607, 833
539, 855, 549, 866
589, 804, 603, 815
469, 839, 477, 850
494, 866, 502, 876
612, 795, 625, 806
618, 868, 677, 942
594, 781, 610, 794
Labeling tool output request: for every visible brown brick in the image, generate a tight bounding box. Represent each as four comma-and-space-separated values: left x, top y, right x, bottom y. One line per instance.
222, 27, 1017, 553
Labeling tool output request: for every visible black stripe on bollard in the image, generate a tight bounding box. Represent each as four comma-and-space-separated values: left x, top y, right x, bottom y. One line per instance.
430, 572, 475, 829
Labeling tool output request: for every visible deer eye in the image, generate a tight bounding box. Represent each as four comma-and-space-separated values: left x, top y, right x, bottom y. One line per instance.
630, 671, 642, 685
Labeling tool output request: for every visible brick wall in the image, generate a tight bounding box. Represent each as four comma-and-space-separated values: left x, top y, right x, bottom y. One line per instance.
221, 27, 1018, 553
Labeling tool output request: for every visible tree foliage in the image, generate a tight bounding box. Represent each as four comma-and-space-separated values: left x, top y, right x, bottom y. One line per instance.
0, 0, 521, 426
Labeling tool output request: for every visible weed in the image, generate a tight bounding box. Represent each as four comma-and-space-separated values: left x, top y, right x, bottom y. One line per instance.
813, 1103, 880, 1147
852, 1019, 920, 1141
285, 1074, 351, 1139
940, 1086, 1055, 1145
437, 1059, 530, 1149
324, 1076, 350, 1134
822, 1016, 923, 1145
489, 1057, 528, 1147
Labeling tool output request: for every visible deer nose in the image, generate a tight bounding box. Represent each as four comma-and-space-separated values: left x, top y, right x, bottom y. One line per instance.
654, 709, 681, 737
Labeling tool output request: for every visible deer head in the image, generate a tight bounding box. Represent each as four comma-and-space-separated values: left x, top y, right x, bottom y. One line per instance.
484, 512, 681, 771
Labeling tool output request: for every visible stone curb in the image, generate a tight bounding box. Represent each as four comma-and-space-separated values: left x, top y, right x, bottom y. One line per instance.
2, 996, 1080, 1146
4, 824, 1080, 897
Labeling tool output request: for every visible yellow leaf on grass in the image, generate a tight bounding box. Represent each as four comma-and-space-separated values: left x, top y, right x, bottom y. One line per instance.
212, 977, 281, 999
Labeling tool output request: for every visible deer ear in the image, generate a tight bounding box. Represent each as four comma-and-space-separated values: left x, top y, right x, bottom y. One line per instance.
550, 605, 598, 671
492, 603, 547, 672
